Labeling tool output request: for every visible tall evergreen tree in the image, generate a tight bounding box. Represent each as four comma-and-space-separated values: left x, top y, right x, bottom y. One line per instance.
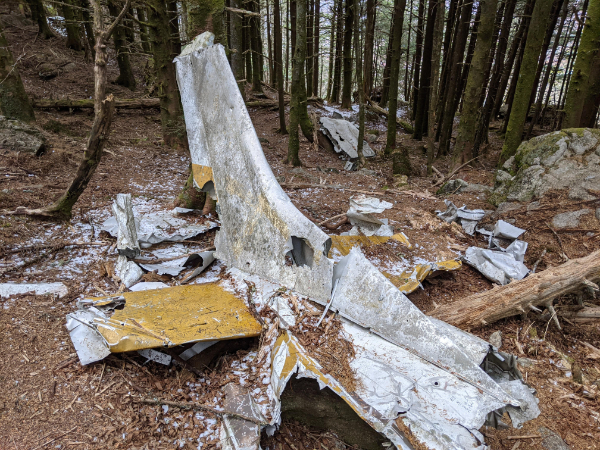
500, 0, 555, 163
274, 0, 287, 132
108, 0, 136, 89
340, 0, 354, 108
26, 0, 54, 39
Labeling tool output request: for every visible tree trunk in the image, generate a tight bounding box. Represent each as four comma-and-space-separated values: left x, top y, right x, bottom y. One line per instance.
499, 32, 527, 135
472, 0, 517, 153
286, 0, 290, 90
563, 0, 600, 128
274, 0, 287, 132
410, 0, 425, 120
437, 0, 474, 155
148, 0, 187, 149
363, 0, 376, 98
250, 0, 263, 92
412, 0, 438, 140
453, 0, 499, 164
429, 250, 600, 330
354, 0, 365, 167
136, 8, 151, 52
108, 0, 136, 90
312, 0, 320, 97
527, 0, 568, 137
79, 0, 96, 59
287, 0, 308, 166
32, 98, 159, 109
63, 0, 84, 51
230, 0, 246, 98
26, 0, 54, 38
403, 0, 414, 102
427, 0, 444, 174
326, 0, 336, 99
379, 8, 395, 107
436, 0, 459, 118
456, 2, 482, 113
291, 0, 297, 54
340, 0, 354, 108
306, 0, 314, 95
330, 0, 344, 102
500, 0, 555, 164
0, 24, 36, 123
384, 0, 407, 156
266, 0, 275, 86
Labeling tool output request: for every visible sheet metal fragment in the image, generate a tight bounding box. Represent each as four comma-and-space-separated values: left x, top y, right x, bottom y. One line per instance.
115, 255, 143, 288
319, 117, 375, 159
220, 383, 265, 450
138, 348, 172, 365
112, 193, 140, 258
493, 220, 525, 240
0, 282, 68, 298
464, 247, 529, 285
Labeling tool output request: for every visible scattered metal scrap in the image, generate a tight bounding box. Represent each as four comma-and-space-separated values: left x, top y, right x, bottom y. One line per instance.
436, 199, 486, 235
343, 195, 394, 236
318, 117, 375, 163
0, 282, 68, 298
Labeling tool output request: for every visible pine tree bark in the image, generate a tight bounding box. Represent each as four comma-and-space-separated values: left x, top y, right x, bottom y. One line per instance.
472, 0, 517, 153
287, 0, 308, 166
500, 0, 555, 164
330, 0, 344, 102
326, 0, 336, 99
354, 0, 365, 167
403, 0, 414, 102
456, 2, 481, 113
230, 0, 246, 97
274, 0, 287, 132
413, 0, 439, 140
426, 0, 444, 174
340, 0, 354, 108
0, 23, 36, 123
266, 0, 275, 86
136, 8, 151, 52
363, 0, 376, 98
108, 0, 136, 90
312, 0, 320, 96
453, 0, 499, 164
379, 8, 395, 107
384, 0, 407, 156
250, 0, 264, 92
63, 0, 84, 51
563, 0, 600, 128
148, 0, 187, 149
79, 0, 96, 59
410, 0, 425, 119
306, 0, 314, 95
26, 0, 54, 39
437, 0, 473, 155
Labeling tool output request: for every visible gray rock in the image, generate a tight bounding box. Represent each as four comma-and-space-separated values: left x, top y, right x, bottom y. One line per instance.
489, 331, 502, 349
596, 207, 600, 221
0, 116, 46, 155
62, 62, 77, 73
492, 129, 600, 205
495, 202, 521, 216
38, 62, 58, 79
463, 183, 492, 193
552, 209, 591, 229
332, 111, 343, 119
539, 427, 570, 450
527, 201, 541, 212
438, 179, 469, 194
365, 134, 377, 143
358, 168, 377, 176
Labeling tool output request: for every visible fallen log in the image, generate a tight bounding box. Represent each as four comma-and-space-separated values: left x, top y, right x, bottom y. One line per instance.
559, 306, 600, 323
365, 100, 414, 134
245, 96, 322, 109
429, 250, 600, 329
32, 98, 160, 110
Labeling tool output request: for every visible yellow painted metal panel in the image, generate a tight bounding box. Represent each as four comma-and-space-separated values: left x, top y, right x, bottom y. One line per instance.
92, 284, 262, 353
328, 233, 412, 257
191, 164, 214, 189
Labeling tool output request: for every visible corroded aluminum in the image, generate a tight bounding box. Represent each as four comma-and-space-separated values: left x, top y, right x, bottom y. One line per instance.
175, 43, 333, 302
330, 248, 517, 406
319, 117, 375, 159
112, 193, 140, 258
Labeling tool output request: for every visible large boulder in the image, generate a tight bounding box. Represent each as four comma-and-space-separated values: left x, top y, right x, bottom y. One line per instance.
491, 129, 600, 205
0, 116, 46, 155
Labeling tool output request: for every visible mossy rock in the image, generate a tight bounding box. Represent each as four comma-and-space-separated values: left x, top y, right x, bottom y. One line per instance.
491, 128, 600, 206
0, 116, 46, 155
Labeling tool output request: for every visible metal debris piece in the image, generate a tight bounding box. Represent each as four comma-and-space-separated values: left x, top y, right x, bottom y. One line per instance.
115, 255, 143, 288
0, 282, 68, 298
112, 193, 140, 258
383, 259, 462, 294
102, 209, 218, 248
319, 117, 375, 160
493, 220, 525, 240
66, 284, 262, 364
179, 340, 218, 361
499, 380, 541, 429
464, 247, 529, 285
329, 248, 516, 405
505, 240, 528, 262
270, 296, 296, 328
66, 309, 111, 365
175, 42, 333, 302
436, 200, 485, 235
129, 282, 169, 291
345, 195, 394, 236
329, 233, 412, 256
139, 251, 214, 277
138, 348, 172, 365
220, 383, 266, 450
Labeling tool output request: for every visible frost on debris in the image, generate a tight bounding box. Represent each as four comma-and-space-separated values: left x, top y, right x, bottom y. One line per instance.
0, 282, 68, 298
319, 116, 376, 161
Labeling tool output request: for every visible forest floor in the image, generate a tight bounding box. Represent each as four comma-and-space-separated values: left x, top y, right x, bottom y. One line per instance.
1, 10, 600, 450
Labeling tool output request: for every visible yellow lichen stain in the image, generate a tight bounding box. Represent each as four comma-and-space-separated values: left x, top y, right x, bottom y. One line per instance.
258, 193, 289, 237
191, 164, 214, 190
91, 284, 262, 353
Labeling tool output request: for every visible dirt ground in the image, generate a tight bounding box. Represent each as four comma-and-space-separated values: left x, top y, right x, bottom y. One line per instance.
2, 10, 600, 450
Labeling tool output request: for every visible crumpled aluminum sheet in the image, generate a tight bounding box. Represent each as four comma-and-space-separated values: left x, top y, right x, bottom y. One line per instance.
0, 282, 68, 298
319, 117, 375, 159
115, 255, 143, 288
139, 251, 214, 277
329, 248, 517, 406
102, 209, 218, 248
345, 195, 394, 236
220, 383, 266, 450
112, 193, 140, 258
436, 200, 485, 235
464, 247, 529, 285
66, 308, 111, 365
175, 42, 333, 302
500, 380, 541, 429
493, 220, 525, 240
